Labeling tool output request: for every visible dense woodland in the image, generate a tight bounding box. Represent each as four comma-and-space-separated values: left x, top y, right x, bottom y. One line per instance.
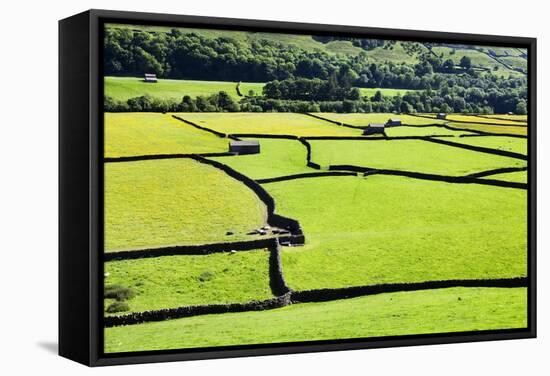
104, 27, 528, 114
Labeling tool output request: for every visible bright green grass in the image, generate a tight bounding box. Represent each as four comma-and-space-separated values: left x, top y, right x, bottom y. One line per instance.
238, 82, 265, 97
263, 176, 526, 290
175, 113, 361, 137
447, 122, 527, 136
105, 159, 266, 251
483, 171, 527, 184
105, 76, 264, 102
104, 250, 272, 314
104, 287, 527, 352
449, 136, 527, 155
357, 88, 421, 98
447, 114, 527, 126
309, 139, 525, 175
209, 138, 312, 179
385, 125, 473, 137
482, 114, 528, 122
312, 113, 446, 126
104, 113, 227, 157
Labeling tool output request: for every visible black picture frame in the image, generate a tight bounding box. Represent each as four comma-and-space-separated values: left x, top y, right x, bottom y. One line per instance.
59, 8, 537, 367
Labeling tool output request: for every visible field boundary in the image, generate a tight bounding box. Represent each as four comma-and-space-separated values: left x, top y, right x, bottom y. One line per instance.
104, 152, 235, 163
407, 113, 527, 127
291, 277, 528, 303
475, 114, 527, 124
104, 277, 527, 327
257, 171, 357, 184
269, 242, 292, 296
466, 166, 528, 179
422, 137, 528, 160
189, 155, 305, 244
302, 112, 366, 130
327, 164, 527, 189
172, 115, 230, 138
105, 237, 284, 261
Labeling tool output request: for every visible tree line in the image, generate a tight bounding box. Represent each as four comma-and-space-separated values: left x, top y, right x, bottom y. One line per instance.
104, 27, 527, 114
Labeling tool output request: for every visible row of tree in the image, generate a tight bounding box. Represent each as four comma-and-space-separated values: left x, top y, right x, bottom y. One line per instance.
104, 28, 526, 90
104, 27, 527, 114
104, 87, 527, 115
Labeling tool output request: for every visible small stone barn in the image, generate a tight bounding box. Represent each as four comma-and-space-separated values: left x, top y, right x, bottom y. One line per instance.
362, 123, 386, 135
386, 118, 402, 126
437, 113, 447, 120
144, 73, 158, 83
229, 140, 260, 155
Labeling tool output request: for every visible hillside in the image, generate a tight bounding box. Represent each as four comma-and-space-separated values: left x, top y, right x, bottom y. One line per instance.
107, 23, 527, 77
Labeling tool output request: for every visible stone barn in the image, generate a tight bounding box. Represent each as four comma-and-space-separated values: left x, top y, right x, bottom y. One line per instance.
386, 118, 402, 126
437, 113, 447, 120
362, 123, 386, 136
229, 140, 260, 155
144, 73, 158, 83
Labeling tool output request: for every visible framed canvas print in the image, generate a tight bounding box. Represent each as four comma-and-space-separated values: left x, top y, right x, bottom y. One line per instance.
59, 9, 536, 366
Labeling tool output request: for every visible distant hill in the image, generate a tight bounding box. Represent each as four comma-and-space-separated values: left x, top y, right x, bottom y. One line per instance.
107, 23, 527, 78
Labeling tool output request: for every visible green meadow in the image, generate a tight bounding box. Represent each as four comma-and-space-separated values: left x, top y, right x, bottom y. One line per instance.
384, 125, 473, 137
105, 158, 266, 251
482, 114, 528, 122
105, 76, 264, 101
312, 112, 446, 126
446, 114, 527, 126
309, 139, 525, 175
175, 112, 361, 137
105, 250, 273, 314
358, 87, 421, 98
447, 122, 527, 136
104, 113, 227, 157
448, 136, 527, 155
103, 110, 528, 352
101, 20, 529, 353
482, 171, 527, 184
264, 175, 526, 290
430, 46, 524, 78
105, 287, 527, 352
209, 138, 312, 180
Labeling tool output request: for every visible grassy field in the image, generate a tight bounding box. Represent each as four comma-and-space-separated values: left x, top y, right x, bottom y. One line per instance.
209, 138, 312, 179
481, 114, 528, 122
104, 250, 273, 314
263, 175, 526, 290
357, 88, 421, 98
448, 136, 527, 155
105, 76, 264, 102
105, 158, 266, 251
483, 171, 527, 184
309, 139, 525, 175
446, 114, 527, 126
103, 110, 528, 352
106, 24, 366, 56
430, 46, 524, 78
384, 125, 474, 137
104, 113, 227, 157
175, 113, 362, 137
496, 56, 527, 72
312, 113, 446, 126
447, 122, 527, 136
104, 287, 526, 352
367, 42, 427, 64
